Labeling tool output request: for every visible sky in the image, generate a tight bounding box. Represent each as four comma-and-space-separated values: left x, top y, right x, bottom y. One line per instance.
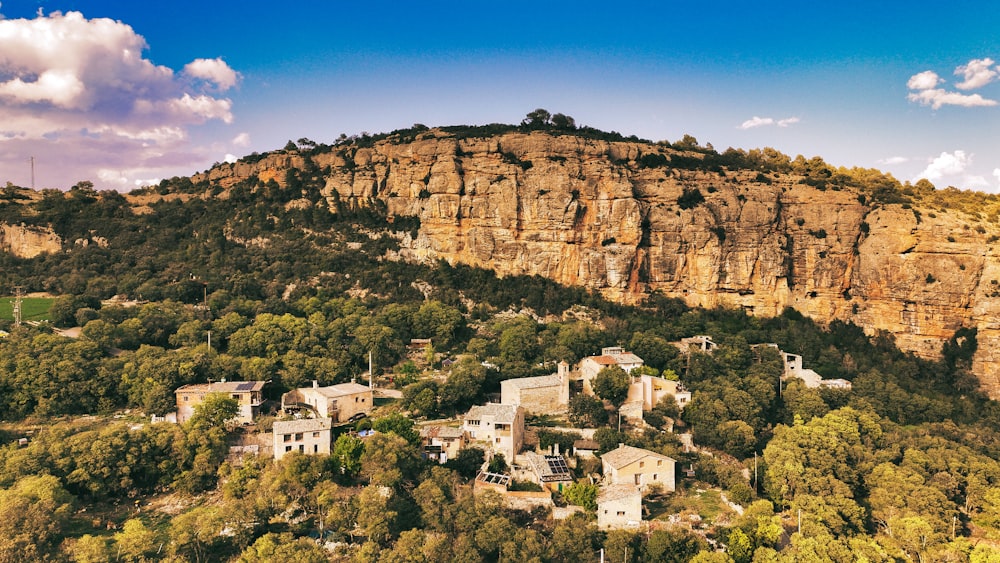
0, 1, 998, 192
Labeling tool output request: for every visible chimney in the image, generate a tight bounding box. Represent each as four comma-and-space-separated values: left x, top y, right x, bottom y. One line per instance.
554, 442, 560, 456
313, 380, 319, 388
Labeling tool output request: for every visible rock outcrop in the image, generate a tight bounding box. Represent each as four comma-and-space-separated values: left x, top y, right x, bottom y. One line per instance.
0, 223, 62, 258
199, 130, 1000, 398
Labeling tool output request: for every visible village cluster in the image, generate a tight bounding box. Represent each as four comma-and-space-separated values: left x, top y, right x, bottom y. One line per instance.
171, 335, 848, 530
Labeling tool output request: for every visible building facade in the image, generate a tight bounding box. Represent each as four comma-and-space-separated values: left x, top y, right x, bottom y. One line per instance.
500, 361, 571, 414
272, 417, 332, 461
463, 403, 524, 462
579, 347, 644, 395
420, 426, 467, 464
601, 444, 676, 493
281, 381, 373, 423
175, 380, 266, 424
597, 484, 643, 530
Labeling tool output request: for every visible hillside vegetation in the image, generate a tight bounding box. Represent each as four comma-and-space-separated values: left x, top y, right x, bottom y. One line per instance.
1, 117, 1000, 561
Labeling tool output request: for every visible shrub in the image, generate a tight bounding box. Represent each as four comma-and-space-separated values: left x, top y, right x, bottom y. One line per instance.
677, 188, 705, 210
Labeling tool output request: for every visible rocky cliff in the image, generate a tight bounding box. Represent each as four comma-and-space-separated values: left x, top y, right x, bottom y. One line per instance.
198, 130, 1000, 396
0, 223, 62, 259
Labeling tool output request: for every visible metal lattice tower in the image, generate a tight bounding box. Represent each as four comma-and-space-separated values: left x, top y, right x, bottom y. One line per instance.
12, 286, 23, 327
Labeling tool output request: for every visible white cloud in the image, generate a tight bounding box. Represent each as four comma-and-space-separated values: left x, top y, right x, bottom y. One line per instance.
0, 11, 237, 189
878, 156, 909, 165
915, 150, 972, 183
954, 58, 998, 90
232, 132, 251, 147
739, 115, 799, 130
224, 153, 237, 164
183, 58, 240, 91
907, 70, 941, 90
907, 89, 997, 110
739, 116, 773, 129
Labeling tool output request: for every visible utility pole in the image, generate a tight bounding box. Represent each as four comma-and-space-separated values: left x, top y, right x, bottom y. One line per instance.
29, 157, 34, 190
12, 286, 22, 327
369, 350, 374, 390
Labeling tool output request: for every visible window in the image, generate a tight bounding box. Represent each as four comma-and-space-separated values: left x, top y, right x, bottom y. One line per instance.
183, 396, 189, 402
495, 438, 500, 443
232, 394, 240, 400
467, 420, 480, 426
313, 444, 319, 453
634, 474, 641, 485
295, 433, 303, 440
355, 397, 359, 402
653, 474, 658, 480
657, 460, 662, 466
285, 446, 292, 452
312, 432, 320, 438
298, 445, 304, 453
283, 434, 292, 442
639, 461, 644, 468
617, 511, 625, 516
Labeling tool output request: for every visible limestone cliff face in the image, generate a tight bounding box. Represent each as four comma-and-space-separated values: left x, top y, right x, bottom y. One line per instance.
198, 131, 1000, 397
0, 223, 62, 258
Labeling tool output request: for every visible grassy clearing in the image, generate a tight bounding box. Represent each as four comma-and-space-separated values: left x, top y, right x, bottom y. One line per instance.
647, 482, 732, 524
0, 296, 54, 322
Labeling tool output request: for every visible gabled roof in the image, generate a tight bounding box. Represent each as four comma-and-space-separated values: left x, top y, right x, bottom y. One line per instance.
175, 380, 265, 394
465, 403, 520, 423
420, 426, 466, 440
525, 451, 573, 482
502, 374, 562, 390
306, 382, 372, 398
601, 444, 675, 470
272, 417, 332, 434
597, 484, 642, 504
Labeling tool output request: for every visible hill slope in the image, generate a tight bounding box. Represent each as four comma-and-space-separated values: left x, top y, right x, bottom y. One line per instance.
194, 128, 1000, 398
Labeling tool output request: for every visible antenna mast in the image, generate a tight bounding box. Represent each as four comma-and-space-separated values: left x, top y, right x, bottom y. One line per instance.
29, 157, 34, 190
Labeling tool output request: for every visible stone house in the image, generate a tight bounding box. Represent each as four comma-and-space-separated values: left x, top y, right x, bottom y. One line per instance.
675, 335, 717, 353
420, 425, 467, 464
597, 484, 643, 530
523, 451, 574, 492
463, 403, 524, 462
601, 444, 676, 493
500, 361, 571, 414
272, 417, 332, 461
281, 381, 373, 423
619, 374, 692, 422
175, 380, 266, 424
579, 347, 644, 395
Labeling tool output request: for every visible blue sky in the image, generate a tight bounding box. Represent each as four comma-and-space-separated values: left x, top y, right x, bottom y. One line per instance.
1, 1, 998, 192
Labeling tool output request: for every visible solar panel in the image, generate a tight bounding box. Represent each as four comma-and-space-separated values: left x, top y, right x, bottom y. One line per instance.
545, 456, 571, 478
235, 382, 255, 391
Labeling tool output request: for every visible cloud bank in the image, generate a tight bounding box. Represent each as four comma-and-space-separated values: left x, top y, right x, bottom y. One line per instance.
0, 11, 240, 189
914, 150, 1000, 192
907, 58, 999, 110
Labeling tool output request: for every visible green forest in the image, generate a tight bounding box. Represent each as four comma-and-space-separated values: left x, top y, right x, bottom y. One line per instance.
2, 125, 1000, 561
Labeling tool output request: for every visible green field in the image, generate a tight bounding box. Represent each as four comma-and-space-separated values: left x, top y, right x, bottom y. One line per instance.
0, 297, 54, 322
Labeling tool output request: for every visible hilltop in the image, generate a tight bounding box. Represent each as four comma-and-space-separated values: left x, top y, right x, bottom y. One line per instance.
184, 124, 1000, 398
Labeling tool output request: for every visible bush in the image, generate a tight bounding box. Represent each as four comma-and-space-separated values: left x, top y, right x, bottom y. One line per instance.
677, 188, 705, 210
